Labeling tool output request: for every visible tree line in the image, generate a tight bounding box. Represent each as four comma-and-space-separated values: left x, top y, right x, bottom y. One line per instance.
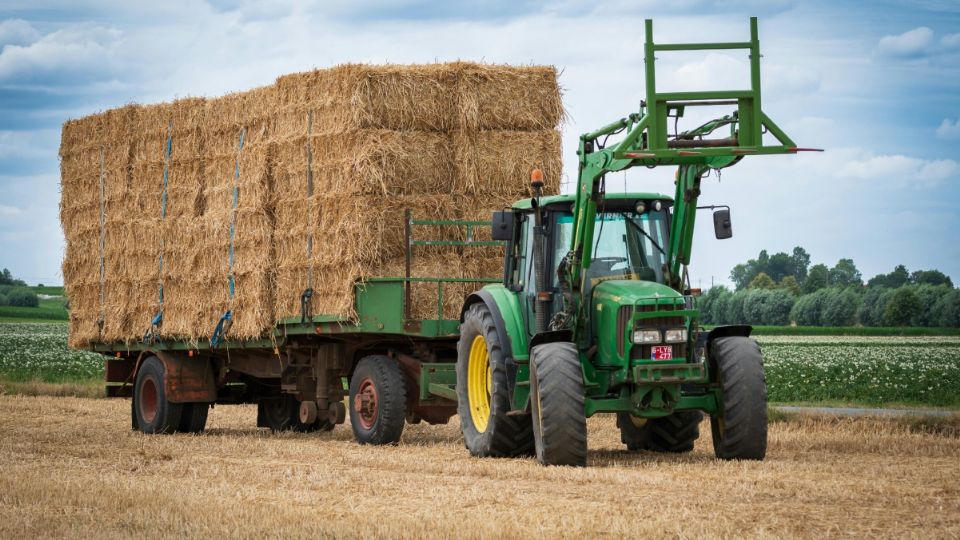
699, 249, 959, 327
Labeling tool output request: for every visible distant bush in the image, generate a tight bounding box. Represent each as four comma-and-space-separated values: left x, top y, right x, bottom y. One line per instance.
0, 286, 39, 308
5, 289, 39, 308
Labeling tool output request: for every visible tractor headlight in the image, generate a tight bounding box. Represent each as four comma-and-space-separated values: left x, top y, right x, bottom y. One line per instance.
633, 329, 661, 344
664, 328, 687, 343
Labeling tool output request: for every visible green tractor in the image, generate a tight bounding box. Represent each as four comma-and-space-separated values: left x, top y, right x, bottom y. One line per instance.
455, 17, 818, 465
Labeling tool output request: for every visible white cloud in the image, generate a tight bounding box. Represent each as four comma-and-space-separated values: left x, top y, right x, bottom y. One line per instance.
941, 33, 960, 50
0, 205, 23, 217
936, 118, 960, 139
764, 63, 821, 96
0, 130, 60, 159
0, 19, 41, 46
877, 26, 934, 57
0, 24, 122, 83
835, 150, 958, 184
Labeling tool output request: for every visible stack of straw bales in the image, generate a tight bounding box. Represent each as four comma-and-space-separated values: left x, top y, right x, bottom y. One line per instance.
60, 62, 562, 347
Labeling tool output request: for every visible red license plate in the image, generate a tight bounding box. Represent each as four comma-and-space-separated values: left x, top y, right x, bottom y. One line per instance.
651, 345, 673, 360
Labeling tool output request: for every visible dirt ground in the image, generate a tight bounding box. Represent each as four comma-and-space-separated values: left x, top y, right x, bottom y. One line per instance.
0, 395, 957, 538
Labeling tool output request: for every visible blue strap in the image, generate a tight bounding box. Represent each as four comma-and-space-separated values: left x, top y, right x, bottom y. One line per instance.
210, 310, 232, 348
149, 124, 173, 340
228, 129, 244, 299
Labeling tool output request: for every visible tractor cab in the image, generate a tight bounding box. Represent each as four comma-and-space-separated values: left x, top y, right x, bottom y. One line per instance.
497, 193, 676, 338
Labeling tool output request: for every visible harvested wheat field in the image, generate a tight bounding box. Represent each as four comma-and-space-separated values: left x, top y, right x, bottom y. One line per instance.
0, 395, 958, 538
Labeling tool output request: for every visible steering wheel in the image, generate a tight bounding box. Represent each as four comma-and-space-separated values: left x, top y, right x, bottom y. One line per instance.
591, 256, 628, 272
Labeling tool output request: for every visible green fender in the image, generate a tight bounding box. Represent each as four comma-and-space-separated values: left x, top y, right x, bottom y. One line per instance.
461, 284, 529, 362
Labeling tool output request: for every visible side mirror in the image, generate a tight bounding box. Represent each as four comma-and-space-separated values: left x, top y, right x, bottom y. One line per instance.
713, 209, 733, 239
491, 211, 514, 241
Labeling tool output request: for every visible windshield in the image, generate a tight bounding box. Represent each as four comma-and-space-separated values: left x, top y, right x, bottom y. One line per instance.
555, 209, 669, 287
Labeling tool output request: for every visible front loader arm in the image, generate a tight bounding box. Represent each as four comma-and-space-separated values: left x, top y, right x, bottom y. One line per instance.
552, 16, 816, 344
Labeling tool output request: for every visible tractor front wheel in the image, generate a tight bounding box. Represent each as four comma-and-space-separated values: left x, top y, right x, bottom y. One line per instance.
530, 342, 587, 466
456, 303, 533, 457
710, 336, 768, 460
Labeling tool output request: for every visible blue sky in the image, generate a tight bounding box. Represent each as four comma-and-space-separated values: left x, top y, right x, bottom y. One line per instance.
0, 0, 958, 287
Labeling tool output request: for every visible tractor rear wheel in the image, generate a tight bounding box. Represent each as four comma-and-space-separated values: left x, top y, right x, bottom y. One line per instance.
530, 342, 587, 467
349, 355, 406, 445
710, 336, 768, 460
177, 403, 210, 433
617, 411, 702, 452
456, 303, 533, 457
133, 355, 183, 434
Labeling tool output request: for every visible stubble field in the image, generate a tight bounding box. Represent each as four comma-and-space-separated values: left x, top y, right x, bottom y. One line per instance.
1, 395, 958, 538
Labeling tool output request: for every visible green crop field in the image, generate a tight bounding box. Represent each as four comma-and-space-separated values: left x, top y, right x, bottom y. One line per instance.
0, 323, 103, 381
757, 335, 960, 408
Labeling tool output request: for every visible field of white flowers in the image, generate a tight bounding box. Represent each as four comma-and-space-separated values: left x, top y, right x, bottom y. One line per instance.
0, 322, 103, 381
1, 322, 958, 407
757, 335, 960, 406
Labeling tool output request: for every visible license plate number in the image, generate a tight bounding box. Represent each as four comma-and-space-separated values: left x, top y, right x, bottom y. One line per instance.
651, 345, 673, 360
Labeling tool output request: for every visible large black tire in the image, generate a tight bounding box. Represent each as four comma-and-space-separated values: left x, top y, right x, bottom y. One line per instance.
530, 342, 587, 467
177, 403, 210, 433
133, 356, 183, 434
710, 336, 768, 460
456, 303, 533, 457
349, 355, 406, 445
617, 411, 703, 452
259, 395, 331, 433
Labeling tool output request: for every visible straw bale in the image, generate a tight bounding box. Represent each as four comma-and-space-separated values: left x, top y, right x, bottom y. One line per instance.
203, 86, 275, 138
275, 64, 458, 133
228, 270, 273, 339
202, 146, 273, 214
60, 105, 138, 154
274, 63, 563, 133
453, 129, 563, 196
457, 64, 564, 131
273, 131, 453, 196
66, 282, 102, 347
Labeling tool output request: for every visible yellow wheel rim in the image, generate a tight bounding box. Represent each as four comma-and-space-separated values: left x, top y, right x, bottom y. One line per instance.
467, 335, 492, 433
629, 415, 648, 428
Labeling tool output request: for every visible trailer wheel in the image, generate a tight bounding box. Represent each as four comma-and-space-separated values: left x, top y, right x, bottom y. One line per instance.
259, 395, 332, 433
349, 355, 406, 445
710, 336, 767, 460
177, 403, 210, 433
617, 411, 702, 452
530, 342, 587, 466
133, 355, 183, 434
456, 303, 533, 458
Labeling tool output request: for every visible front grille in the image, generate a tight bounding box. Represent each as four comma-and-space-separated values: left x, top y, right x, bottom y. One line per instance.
630, 304, 688, 360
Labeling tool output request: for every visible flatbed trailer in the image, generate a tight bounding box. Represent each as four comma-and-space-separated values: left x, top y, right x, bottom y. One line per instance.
96, 214, 496, 441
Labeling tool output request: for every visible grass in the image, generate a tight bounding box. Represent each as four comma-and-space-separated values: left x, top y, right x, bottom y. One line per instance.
0, 395, 957, 538
32, 285, 64, 296
0, 286, 68, 321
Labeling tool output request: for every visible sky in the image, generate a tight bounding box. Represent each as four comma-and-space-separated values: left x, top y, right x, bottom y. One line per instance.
0, 0, 958, 288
